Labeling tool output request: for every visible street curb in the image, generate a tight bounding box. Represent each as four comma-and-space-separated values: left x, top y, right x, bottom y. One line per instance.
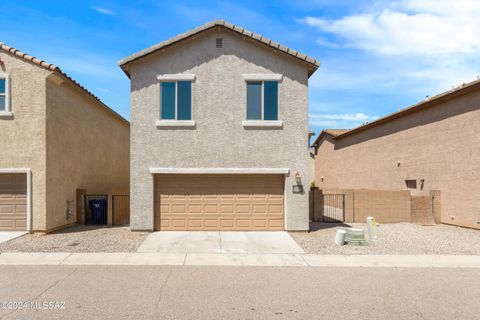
0, 252, 480, 267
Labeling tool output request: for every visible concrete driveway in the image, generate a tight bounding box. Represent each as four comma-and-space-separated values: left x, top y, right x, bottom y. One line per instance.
0, 231, 27, 245
136, 231, 305, 254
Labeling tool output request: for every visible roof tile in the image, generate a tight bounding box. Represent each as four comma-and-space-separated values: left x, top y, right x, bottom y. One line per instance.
0, 42, 128, 125
118, 20, 320, 75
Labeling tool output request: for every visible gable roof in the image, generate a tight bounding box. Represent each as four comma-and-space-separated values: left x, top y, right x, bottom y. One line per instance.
0, 42, 129, 126
334, 78, 480, 140
312, 129, 350, 149
118, 19, 320, 78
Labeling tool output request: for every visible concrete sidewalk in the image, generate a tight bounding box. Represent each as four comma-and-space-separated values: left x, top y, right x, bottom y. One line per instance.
0, 252, 480, 267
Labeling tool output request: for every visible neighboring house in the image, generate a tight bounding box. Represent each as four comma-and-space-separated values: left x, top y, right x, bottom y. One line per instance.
312, 80, 480, 229
119, 20, 319, 231
0, 43, 130, 232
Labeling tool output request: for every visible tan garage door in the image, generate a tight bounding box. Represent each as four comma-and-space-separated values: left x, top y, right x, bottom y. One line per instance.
154, 174, 284, 231
0, 174, 27, 231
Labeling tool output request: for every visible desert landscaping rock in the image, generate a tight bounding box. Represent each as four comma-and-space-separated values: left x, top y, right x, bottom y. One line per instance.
0, 226, 148, 253
290, 223, 480, 255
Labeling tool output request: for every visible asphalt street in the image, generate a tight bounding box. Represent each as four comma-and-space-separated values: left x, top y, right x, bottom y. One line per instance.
0, 266, 478, 319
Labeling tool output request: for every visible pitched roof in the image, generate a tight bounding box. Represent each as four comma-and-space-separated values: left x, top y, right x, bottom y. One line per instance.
334, 78, 480, 140
0, 42, 129, 126
312, 129, 350, 148
118, 20, 320, 77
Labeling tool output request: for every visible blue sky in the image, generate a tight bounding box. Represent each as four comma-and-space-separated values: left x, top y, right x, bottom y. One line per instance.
1, 0, 479, 138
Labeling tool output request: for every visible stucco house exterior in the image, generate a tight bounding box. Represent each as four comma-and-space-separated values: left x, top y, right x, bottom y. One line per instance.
312, 79, 480, 229
0, 43, 130, 233
119, 20, 319, 231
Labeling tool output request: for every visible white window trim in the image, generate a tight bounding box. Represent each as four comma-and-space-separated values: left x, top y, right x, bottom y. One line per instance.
156, 120, 196, 128
245, 80, 280, 122
158, 75, 194, 124
0, 74, 12, 117
157, 74, 195, 81
242, 120, 283, 128
242, 74, 283, 82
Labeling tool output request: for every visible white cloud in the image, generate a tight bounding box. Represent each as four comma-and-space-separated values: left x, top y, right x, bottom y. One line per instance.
301, 0, 480, 56
91, 6, 116, 16
301, 0, 480, 101
309, 113, 379, 128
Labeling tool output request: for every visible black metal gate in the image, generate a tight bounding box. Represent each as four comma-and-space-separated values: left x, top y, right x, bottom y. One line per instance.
322, 194, 345, 222
84, 195, 108, 225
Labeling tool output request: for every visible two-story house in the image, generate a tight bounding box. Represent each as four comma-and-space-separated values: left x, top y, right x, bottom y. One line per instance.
119, 20, 319, 231
0, 43, 130, 232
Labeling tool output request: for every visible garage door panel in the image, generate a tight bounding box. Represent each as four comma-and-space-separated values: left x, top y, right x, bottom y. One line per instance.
0, 174, 27, 231
15, 219, 27, 228
154, 174, 284, 231
220, 205, 234, 214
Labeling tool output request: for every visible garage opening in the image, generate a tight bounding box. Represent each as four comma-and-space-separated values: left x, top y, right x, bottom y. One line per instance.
154, 174, 284, 231
0, 173, 27, 231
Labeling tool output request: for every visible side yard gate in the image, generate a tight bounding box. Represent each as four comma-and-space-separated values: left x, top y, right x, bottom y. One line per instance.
310, 190, 345, 223
321, 194, 345, 222
85, 195, 108, 225
113, 195, 130, 226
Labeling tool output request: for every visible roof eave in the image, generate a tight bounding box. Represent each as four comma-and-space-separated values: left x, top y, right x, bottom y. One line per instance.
333, 79, 480, 140
117, 20, 320, 78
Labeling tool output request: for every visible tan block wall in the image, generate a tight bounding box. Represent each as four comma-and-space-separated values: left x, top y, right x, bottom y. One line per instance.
0, 52, 49, 230
411, 195, 435, 225
45, 78, 130, 231
352, 190, 411, 223
314, 90, 480, 229
312, 189, 411, 223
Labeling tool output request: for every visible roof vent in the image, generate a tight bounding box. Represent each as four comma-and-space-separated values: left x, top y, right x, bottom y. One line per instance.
216, 38, 223, 48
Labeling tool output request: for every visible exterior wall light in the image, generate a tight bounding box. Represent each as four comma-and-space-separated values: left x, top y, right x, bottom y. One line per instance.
293, 171, 304, 193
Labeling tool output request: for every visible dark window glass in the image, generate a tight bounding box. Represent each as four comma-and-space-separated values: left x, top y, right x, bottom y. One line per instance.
0, 96, 4, 111
177, 81, 191, 120
0, 79, 5, 93
263, 81, 278, 120
161, 82, 175, 119
246, 81, 262, 120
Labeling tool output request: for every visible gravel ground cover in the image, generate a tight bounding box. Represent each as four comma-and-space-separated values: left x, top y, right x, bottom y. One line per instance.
0, 225, 148, 253
290, 222, 480, 255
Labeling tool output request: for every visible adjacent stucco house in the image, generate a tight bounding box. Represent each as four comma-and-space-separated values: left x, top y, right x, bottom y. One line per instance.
0, 43, 130, 232
313, 80, 480, 229
119, 20, 319, 231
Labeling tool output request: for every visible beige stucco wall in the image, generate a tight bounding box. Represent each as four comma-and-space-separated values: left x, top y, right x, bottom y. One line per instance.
45, 78, 130, 231
0, 51, 49, 230
128, 28, 311, 231
314, 90, 480, 229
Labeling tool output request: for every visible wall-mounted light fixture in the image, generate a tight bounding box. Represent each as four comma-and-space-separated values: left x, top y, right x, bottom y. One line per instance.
293, 171, 304, 193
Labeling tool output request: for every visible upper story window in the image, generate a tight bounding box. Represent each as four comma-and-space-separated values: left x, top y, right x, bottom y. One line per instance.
0, 75, 9, 113
242, 74, 282, 128
161, 81, 191, 120
156, 74, 195, 127
246, 81, 278, 120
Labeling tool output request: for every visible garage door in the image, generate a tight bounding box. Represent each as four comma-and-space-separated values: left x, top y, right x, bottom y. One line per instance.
0, 174, 27, 231
154, 174, 284, 231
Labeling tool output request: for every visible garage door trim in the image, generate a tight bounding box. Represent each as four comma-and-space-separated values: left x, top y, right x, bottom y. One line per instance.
154, 174, 286, 231
149, 167, 290, 174
0, 168, 32, 231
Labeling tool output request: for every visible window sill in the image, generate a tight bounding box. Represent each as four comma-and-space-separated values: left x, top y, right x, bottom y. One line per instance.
0, 111, 14, 118
155, 120, 196, 128
242, 120, 283, 128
